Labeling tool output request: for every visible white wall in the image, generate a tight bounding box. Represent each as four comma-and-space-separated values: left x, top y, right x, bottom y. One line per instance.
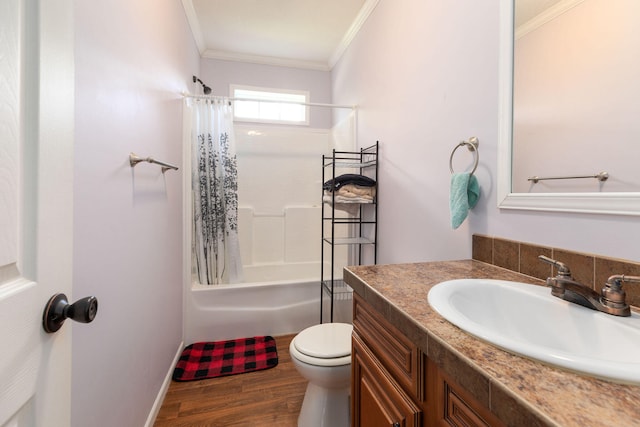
332, 0, 640, 264
333, 0, 498, 263
72, 0, 199, 426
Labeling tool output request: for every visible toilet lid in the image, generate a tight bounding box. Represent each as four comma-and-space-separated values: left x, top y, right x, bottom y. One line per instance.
294, 323, 353, 359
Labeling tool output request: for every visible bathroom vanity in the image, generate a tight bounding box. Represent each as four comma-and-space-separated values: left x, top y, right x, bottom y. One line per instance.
345, 260, 640, 427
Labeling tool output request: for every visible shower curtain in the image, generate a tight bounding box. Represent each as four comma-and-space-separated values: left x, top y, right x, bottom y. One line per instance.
187, 97, 243, 285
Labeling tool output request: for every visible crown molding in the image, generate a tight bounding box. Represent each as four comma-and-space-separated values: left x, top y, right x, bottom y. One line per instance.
181, 0, 206, 54
329, 0, 380, 69
515, 0, 585, 39
201, 50, 330, 71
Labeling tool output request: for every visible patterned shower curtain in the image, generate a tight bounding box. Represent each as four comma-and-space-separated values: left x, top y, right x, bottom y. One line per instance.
186, 97, 243, 285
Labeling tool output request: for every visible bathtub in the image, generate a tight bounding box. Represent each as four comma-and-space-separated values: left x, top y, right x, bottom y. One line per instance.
184, 262, 351, 344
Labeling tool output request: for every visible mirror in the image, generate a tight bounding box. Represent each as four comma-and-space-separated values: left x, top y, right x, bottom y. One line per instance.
497, 0, 640, 215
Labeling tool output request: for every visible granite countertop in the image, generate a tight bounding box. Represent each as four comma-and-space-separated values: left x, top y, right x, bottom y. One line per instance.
344, 260, 640, 427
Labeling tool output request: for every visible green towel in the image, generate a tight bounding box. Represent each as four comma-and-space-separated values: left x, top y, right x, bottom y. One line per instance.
450, 173, 480, 229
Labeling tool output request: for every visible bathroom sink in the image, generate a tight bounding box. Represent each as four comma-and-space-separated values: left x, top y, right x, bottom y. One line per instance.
427, 279, 640, 384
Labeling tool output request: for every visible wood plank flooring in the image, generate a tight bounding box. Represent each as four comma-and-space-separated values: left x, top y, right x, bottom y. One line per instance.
154, 334, 307, 427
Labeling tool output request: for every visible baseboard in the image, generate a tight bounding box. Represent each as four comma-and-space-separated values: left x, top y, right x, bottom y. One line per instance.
144, 340, 184, 427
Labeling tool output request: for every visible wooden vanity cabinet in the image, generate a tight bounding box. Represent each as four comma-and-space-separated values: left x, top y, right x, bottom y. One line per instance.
352, 294, 505, 427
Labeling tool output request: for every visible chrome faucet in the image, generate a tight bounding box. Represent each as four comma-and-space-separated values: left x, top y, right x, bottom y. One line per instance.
538, 255, 640, 317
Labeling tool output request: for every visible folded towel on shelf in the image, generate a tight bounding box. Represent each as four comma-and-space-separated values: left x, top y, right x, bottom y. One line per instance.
323, 174, 376, 216
323, 193, 374, 204
323, 187, 374, 215
450, 173, 480, 229
335, 184, 376, 199
323, 174, 376, 191
325, 189, 374, 202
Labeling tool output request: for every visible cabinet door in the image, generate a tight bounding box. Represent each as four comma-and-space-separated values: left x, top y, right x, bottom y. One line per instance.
353, 294, 422, 399
428, 359, 505, 427
352, 335, 422, 427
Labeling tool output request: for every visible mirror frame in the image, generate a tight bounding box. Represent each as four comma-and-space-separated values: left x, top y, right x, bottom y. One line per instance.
497, 0, 640, 216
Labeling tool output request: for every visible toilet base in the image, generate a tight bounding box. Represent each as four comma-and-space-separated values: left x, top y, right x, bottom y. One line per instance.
298, 382, 350, 427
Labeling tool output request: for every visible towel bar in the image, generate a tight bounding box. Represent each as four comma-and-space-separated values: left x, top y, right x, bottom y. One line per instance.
528, 171, 608, 183
129, 153, 179, 173
449, 137, 479, 175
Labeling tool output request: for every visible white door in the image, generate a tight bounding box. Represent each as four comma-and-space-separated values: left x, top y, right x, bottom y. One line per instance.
0, 0, 75, 426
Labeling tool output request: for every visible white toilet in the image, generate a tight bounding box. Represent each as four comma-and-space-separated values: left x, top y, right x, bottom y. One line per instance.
289, 322, 353, 427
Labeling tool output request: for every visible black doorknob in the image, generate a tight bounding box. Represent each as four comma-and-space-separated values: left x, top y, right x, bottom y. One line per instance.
43, 293, 98, 333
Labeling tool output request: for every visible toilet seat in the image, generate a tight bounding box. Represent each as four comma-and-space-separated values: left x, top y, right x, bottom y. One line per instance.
291, 323, 352, 367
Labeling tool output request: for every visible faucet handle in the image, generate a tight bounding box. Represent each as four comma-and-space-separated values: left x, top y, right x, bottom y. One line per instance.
601, 277, 627, 308
538, 255, 572, 276
606, 274, 640, 289
601, 275, 640, 316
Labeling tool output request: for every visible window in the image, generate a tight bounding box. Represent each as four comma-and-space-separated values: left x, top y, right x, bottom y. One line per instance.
231, 85, 309, 125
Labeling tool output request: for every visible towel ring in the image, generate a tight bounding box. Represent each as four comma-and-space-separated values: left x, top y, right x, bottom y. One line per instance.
449, 137, 479, 175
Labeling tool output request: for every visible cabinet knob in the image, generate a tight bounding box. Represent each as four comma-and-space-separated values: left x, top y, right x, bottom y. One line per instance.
393, 423, 400, 427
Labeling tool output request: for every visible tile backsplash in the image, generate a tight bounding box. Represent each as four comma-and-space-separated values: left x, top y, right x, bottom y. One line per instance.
472, 234, 640, 308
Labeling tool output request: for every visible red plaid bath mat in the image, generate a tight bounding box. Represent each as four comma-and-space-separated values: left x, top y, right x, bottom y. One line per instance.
172, 336, 278, 382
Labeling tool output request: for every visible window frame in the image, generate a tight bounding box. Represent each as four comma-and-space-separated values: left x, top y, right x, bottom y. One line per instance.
230, 84, 310, 126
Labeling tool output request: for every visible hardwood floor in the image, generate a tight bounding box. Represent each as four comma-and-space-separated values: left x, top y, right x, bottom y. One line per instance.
154, 334, 307, 427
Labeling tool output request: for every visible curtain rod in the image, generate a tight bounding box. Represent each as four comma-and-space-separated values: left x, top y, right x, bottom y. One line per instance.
181, 91, 356, 110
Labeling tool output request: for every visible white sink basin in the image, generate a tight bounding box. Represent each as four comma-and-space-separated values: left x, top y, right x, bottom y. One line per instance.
428, 279, 640, 384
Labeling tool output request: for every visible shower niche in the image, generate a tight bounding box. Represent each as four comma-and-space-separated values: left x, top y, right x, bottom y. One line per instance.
321, 142, 378, 323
